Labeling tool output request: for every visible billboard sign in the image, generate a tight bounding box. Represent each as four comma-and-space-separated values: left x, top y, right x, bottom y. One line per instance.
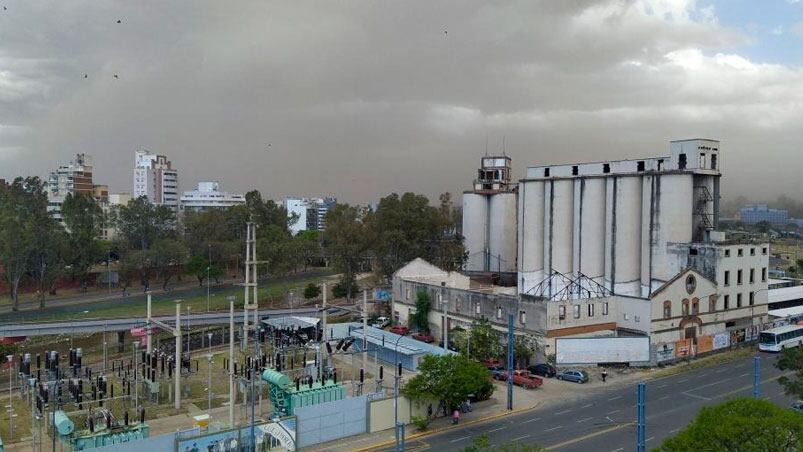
555, 337, 650, 364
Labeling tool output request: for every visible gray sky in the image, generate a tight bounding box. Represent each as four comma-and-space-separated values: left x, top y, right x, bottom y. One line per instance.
1, 1, 801, 204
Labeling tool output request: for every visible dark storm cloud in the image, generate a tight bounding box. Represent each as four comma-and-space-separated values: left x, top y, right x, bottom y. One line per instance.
0, 1, 800, 202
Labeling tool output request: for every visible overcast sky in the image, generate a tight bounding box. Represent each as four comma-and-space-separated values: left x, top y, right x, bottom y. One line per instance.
1, 0, 802, 204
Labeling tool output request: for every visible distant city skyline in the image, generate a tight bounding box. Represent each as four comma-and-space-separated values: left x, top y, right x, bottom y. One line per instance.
1, 1, 802, 204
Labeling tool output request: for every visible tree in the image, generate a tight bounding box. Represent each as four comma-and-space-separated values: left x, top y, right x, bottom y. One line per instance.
116, 196, 176, 251
151, 238, 187, 291
468, 318, 503, 362
294, 230, 322, 272
303, 283, 321, 299
776, 346, 803, 400
409, 290, 432, 331
323, 204, 370, 301
186, 255, 221, 286
0, 177, 44, 310
27, 215, 68, 307
402, 354, 494, 412
656, 398, 803, 451
513, 335, 537, 369
61, 193, 104, 289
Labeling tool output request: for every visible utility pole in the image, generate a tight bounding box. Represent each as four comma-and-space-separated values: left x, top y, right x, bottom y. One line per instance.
636, 382, 646, 452
753, 356, 760, 399
506, 314, 513, 411
133, 341, 140, 410
362, 290, 368, 372
207, 332, 213, 413
228, 296, 235, 427
207, 244, 212, 312
175, 302, 182, 410
146, 292, 153, 356
441, 282, 448, 352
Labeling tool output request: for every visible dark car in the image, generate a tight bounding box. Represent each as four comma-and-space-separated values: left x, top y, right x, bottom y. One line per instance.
792, 401, 803, 414
527, 363, 556, 378
556, 369, 589, 384
487, 366, 507, 381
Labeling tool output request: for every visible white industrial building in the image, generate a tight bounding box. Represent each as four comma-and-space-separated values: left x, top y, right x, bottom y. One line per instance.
284, 197, 337, 235
179, 181, 245, 213
458, 139, 770, 353
133, 150, 179, 212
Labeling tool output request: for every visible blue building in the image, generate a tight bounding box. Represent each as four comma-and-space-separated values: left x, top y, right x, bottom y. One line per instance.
739, 204, 788, 224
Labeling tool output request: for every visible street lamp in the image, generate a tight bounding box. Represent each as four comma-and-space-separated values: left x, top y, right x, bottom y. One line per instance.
207, 244, 212, 312
393, 334, 405, 452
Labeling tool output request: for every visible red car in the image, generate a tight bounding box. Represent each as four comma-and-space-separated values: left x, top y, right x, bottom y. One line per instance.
389, 325, 409, 335
481, 359, 503, 369
510, 370, 543, 389
412, 332, 435, 343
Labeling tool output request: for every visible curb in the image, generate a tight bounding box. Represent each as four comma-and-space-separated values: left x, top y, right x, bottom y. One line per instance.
349, 402, 542, 452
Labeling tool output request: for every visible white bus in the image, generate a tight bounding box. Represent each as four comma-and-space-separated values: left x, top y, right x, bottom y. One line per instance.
759, 324, 803, 352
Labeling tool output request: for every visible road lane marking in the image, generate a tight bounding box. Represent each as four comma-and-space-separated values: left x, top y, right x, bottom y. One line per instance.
523, 417, 541, 424
682, 391, 711, 401
739, 373, 749, 377
658, 384, 668, 388
608, 396, 622, 401
678, 378, 689, 383
577, 417, 593, 423
610, 448, 624, 452
544, 426, 563, 432
646, 437, 655, 442
715, 368, 728, 373
697, 373, 708, 378
670, 428, 681, 433
582, 403, 593, 408
488, 426, 506, 433
659, 395, 670, 400
555, 409, 572, 415
450, 436, 470, 443
512, 435, 530, 442
606, 409, 620, 415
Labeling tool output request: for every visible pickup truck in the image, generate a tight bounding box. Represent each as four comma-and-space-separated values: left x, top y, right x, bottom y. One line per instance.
510, 370, 543, 389
389, 325, 409, 335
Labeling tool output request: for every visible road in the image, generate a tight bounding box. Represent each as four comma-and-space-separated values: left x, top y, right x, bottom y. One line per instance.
403, 354, 796, 451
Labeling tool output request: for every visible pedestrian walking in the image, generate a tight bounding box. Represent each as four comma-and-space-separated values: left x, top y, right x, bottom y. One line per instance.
427, 404, 433, 419
466, 399, 472, 412
452, 409, 460, 425
601, 368, 608, 383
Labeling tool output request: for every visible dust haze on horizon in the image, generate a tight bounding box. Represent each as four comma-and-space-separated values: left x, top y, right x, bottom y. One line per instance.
1, 1, 802, 205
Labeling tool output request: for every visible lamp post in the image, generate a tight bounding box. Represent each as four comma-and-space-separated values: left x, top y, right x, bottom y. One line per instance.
207, 244, 212, 312
133, 341, 140, 410
207, 332, 213, 413
6, 355, 13, 442
393, 334, 404, 452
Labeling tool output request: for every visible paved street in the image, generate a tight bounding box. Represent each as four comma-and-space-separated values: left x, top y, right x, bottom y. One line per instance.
400, 354, 796, 451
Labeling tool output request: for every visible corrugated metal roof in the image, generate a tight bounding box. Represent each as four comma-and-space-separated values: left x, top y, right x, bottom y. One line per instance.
769, 286, 803, 303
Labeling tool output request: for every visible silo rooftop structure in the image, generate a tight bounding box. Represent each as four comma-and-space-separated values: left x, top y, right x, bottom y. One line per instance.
462, 155, 518, 277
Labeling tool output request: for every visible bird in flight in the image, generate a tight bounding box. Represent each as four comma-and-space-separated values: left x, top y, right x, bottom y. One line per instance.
84, 74, 88, 78
117, 19, 122, 24
113, 74, 119, 79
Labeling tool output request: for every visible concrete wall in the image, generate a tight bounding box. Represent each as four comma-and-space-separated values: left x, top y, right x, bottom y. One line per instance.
545, 295, 651, 342
463, 193, 488, 272
368, 396, 429, 433
488, 193, 518, 273
295, 395, 368, 448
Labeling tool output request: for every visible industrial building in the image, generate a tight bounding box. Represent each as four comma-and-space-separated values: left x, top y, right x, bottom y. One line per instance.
739, 204, 788, 224
448, 138, 771, 359
179, 181, 245, 213
133, 150, 179, 212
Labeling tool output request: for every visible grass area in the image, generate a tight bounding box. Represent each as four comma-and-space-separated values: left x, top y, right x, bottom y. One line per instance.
1, 270, 337, 323
646, 346, 757, 380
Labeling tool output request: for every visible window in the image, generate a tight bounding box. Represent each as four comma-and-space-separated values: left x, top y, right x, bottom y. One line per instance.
738, 248, 743, 257
602, 302, 609, 316
699, 153, 706, 168
710, 153, 717, 170
663, 301, 672, 319
558, 305, 566, 320
682, 299, 690, 316
724, 271, 730, 286
725, 249, 730, 257
709, 296, 717, 312
475, 302, 481, 315
750, 248, 755, 256
762, 267, 767, 282
658, 159, 664, 171
519, 310, 526, 324
603, 163, 610, 174
637, 161, 645, 172
692, 298, 699, 315
573, 305, 581, 319
588, 304, 594, 317
572, 165, 578, 176
737, 293, 743, 308
678, 153, 687, 169
635, 315, 640, 323
724, 295, 730, 309
544, 168, 550, 177
455, 296, 461, 312
405, 288, 411, 301
623, 313, 630, 321
749, 268, 755, 284
496, 307, 502, 320
737, 269, 743, 285
762, 247, 768, 255
749, 292, 755, 306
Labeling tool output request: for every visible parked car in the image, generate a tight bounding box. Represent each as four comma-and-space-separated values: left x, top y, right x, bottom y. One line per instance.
792, 401, 803, 414
438, 340, 458, 352
511, 370, 543, 389
389, 325, 409, 335
482, 359, 503, 369
556, 369, 589, 384
527, 363, 557, 378
488, 366, 507, 381
412, 332, 435, 343
371, 316, 390, 329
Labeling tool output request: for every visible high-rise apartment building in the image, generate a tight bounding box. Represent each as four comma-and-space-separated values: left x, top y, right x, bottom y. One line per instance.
133, 150, 179, 212
284, 197, 337, 235
179, 181, 245, 214
47, 153, 106, 222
